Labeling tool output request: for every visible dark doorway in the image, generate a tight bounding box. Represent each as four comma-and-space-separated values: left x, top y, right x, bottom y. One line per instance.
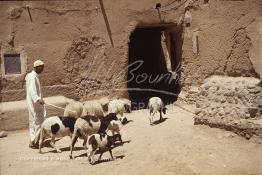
127, 26, 182, 109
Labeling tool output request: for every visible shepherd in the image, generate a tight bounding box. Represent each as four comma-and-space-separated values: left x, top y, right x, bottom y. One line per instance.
25, 59, 46, 149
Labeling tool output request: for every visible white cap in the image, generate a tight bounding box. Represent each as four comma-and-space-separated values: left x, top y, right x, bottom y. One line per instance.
33, 60, 44, 67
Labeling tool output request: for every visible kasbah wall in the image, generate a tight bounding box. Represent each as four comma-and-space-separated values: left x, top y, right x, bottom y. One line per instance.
0, 0, 261, 102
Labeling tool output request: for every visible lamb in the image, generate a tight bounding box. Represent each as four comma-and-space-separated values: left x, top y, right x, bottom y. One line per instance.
107, 99, 131, 118
87, 133, 121, 164
69, 113, 118, 159
64, 100, 83, 118
39, 116, 76, 153
148, 97, 167, 124
82, 100, 105, 116
107, 117, 128, 143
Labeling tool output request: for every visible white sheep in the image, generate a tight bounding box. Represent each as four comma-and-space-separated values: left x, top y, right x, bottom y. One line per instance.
107, 117, 128, 143
64, 100, 83, 118
107, 99, 131, 118
69, 113, 118, 159
87, 133, 121, 164
148, 97, 167, 124
39, 116, 76, 153
82, 100, 105, 116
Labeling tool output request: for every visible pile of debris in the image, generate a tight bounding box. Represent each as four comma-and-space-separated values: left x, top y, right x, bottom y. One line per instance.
194, 76, 262, 140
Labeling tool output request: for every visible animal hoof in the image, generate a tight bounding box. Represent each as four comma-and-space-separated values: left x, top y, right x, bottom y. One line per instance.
69, 155, 73, 159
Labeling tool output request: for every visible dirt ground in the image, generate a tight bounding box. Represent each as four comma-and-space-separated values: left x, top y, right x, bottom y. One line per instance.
1, 104, 262, 175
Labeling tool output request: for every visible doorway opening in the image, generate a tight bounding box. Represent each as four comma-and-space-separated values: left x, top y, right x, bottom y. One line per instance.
127, 24, 183, 109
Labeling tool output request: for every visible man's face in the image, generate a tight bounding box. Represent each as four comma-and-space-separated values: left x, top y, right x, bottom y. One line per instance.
35, 65, 44, 74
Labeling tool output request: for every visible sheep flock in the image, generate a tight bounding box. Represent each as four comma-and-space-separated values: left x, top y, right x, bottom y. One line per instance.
38, 96, 167, 164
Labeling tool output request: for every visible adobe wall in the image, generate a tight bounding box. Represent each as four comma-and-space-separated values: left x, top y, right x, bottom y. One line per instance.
0, 0, 261, 102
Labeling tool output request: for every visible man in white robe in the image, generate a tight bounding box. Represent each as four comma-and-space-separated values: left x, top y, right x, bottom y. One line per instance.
25, 60, 46, 148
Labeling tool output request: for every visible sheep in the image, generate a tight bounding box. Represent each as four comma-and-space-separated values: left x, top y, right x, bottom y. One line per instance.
107, 117, 128, 143
82, 100, 105, 116
39, 116, 76, 153
119, 98, 132, 109
87, 133, 121, 164
64, 100, 83, 118
148, 97, 167, 124
69, 113, 118, 159
107, 99, 131, 118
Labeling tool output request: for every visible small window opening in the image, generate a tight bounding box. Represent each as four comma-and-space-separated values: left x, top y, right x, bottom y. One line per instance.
4, 54, 21, 74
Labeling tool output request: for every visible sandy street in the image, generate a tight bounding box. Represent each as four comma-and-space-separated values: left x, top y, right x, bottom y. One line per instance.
1, 104, 262, 175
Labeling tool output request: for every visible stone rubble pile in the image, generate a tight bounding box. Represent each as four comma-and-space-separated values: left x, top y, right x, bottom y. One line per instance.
194, 76, 262, 139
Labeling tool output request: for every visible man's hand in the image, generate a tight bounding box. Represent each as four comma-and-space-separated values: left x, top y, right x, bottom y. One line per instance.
38, 99, 45, 105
